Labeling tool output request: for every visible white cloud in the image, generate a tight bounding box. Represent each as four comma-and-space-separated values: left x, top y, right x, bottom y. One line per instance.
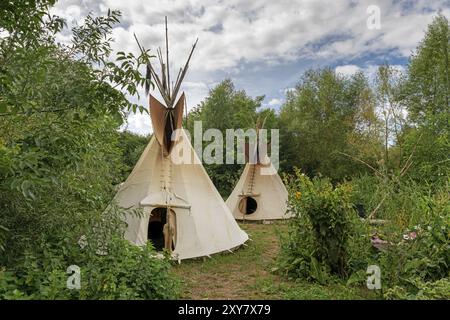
123, 112, 152, 136
282, 87, 296, 94
335, 64, 361, 76
362, 64, 406, 82
54, 0, 446, 73
50, 0, 447, 134
180, 81, 211, 110
268, 98, 282, 107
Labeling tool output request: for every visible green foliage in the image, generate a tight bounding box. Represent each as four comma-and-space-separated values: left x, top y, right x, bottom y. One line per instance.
401, 126, 450, 185
0, 3, 178, 299
281, 171, 449, 298
1, 7, 148, 118
403, 15, 450, 126
348, 174, 379, 212
0, 1, 63, 48
374, 64, 406, 170
279, 69, 382, 181
0, 105, 123, 265
400, 15, 450, 184
352, 170, 449, 270
0, 1, 448, 301
187, 79, 263, 131
377, 200, 449, 293
350, 174, 449, 231
279, 169, 372, 282
347, 174, 449, 297
384, 278, 450, 300
0, 237, 179, 300
118, 131, 150, 181
186, 79, 272, 196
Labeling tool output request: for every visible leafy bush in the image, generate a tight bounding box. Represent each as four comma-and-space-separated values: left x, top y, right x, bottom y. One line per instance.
118, 131, 150, 181
384, 278, 450, 300
0, 237, 179, 300
348, 174, 379, 215
377, 200, 449, 297
350, 173, 449, 230
279, 169, 372, 282
280, 170, 449, 299
354, 177, 450, 299
0, 3, 180, 299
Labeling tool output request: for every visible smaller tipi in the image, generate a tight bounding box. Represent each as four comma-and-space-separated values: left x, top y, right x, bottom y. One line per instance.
226, 120, 291, 221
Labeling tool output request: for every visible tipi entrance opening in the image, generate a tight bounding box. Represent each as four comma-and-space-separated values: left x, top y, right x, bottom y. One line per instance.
148, 207, 176, 251
239, 196, 258, 215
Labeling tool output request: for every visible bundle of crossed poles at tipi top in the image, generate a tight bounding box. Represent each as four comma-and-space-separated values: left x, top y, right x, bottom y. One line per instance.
135, 17, 198, 156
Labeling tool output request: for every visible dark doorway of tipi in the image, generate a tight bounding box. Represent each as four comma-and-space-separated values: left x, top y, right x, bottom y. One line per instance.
148, 207, 176, 251
148, 208, 167, 251
239, 196, 258, 215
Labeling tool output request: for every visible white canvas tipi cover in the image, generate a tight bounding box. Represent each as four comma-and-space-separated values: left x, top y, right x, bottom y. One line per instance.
115, 129, 249, 260
226, 160, 291, 221
114, 20, 247, 260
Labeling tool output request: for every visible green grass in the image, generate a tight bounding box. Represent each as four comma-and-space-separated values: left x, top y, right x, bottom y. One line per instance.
173, 222, 379, 300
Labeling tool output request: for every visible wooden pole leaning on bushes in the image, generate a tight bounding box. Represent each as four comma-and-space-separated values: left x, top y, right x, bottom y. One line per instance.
338, 148, 415, 220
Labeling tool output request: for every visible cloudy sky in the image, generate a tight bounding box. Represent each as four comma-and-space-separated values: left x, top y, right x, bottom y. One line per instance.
51, 0, 450, 135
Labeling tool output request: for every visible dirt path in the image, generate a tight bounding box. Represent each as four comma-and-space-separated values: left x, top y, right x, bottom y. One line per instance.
173, 222, 377, 300
173, 222, 287, 299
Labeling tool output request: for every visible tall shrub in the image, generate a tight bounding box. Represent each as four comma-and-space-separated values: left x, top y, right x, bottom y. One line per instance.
279, 169, 371, 281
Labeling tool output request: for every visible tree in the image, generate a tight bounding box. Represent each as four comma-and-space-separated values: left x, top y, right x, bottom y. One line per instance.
401, 15, 450, 183
404, 15, 450, 126
118, 131, 150, 181
279, 68, 382, 181
186, 79, 270, 196
374, 64, 406, 170
0, 3, 148, 265
0, 3, 179, 300
187, 79, 263, 131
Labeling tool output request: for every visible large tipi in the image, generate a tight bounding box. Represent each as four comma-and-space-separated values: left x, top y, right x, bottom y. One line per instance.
114, 19, 248, 260
226, 120, 291, 221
